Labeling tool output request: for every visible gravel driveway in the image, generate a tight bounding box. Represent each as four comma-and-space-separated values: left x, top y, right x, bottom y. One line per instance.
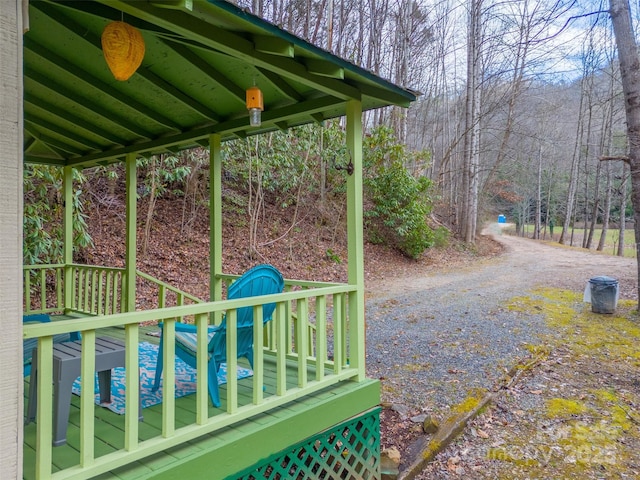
365, 225, 636, 414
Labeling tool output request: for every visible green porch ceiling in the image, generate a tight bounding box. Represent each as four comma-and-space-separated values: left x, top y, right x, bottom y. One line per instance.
24, 0, 416, 168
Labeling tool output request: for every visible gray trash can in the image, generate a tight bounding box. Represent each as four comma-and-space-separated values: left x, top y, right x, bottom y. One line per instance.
589, 276, 619, 314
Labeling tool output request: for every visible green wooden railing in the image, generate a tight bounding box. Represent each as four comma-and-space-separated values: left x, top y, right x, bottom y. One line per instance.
22, 267, 359, 480
23, 265, 203, 317
23, 264, 65, 314
24, 264, 126, 316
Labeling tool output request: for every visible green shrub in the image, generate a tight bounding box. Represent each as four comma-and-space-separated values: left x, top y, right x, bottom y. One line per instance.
363, 127, 434, 259
23, 165, 93, 265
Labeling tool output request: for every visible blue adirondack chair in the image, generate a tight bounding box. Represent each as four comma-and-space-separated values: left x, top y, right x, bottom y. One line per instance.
152, 264, 284, 407
23, 314, 81, 376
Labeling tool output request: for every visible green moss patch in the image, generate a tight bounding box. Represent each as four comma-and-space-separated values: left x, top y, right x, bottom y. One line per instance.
483, 287, 640, 477
546, 398, 588, 418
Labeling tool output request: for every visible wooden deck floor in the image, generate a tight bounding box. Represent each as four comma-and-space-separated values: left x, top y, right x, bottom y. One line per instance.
22, 326, 379, 479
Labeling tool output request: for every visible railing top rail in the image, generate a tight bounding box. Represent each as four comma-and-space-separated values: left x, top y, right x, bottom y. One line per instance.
24, 264, 128, 272
136, 270, 204, 303
23, 264, 65, 270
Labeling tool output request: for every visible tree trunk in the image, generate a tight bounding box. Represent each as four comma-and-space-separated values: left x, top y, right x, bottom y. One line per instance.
618, 163, 628, 256
610, 0, 640, 304
597, 163, 612, 251
534, 147, 542, 240
142, 156, 158, 258
559, 77, 586, 245
597, 90, 615, 251
461, 0, 482, 243
585, 159, 600, 249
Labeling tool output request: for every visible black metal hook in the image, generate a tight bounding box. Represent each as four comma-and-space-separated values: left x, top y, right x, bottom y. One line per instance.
334, 149, 354, 176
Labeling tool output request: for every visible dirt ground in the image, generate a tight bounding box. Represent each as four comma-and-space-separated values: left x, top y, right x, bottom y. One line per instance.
369, 223, 637, 301
368, 224, 640, 479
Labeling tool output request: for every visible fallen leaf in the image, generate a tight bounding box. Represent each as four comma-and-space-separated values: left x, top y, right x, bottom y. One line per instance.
477, 429, 489, 439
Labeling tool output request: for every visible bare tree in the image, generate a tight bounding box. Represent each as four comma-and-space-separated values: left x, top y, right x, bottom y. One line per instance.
460, 0, 483, 243
618, 163, 628, 256
609, 0, 640, 302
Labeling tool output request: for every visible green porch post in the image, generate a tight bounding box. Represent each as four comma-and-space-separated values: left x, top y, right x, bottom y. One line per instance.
63, 166, 73, 313
210, 134, 223, 306
125, 153, 137, 312
346, 100, 366, 380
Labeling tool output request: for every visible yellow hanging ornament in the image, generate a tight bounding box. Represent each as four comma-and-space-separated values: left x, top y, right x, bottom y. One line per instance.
101, 21, 145, 81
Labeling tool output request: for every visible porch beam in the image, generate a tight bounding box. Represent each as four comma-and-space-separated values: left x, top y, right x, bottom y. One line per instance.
24, 93, 127, 145
304, 59, 344, 79
256, 67, 305, 102
125, 154, 137, 313
164, 40, 246, 105
25, 66, 155, 140
24, 114, 104, 151
345, 99, 365, 380
253, 35, 294, 57
65, 95, 344, 168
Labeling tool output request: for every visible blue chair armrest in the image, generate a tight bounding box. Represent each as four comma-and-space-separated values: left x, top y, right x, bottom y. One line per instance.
23, 314, 51, 324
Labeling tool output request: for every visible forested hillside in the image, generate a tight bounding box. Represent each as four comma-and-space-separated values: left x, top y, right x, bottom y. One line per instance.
26, 121, 496, 301
229, 0, 634, 252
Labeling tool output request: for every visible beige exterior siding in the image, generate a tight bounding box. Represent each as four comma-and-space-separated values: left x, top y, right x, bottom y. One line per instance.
0, 1, 23, 478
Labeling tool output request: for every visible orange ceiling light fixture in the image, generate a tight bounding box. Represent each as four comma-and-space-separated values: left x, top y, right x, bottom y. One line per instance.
246, 85, 264, 127
101, 21, 145, 81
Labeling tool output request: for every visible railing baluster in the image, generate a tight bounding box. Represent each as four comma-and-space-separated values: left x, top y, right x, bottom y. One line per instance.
158, 284, 166, 309
24, 270, 31, 314
115, 271, 122, 313
226, 309, 238, 413
275, 302, 287, 396
286, 298, 294, 355
176, 293, 184, 322
315, 295, 327, 381
161, 319, 176, 437
39, 268, 46, 311
91, 269, 98, 314
342, 293, 349, 367
297, 298, 308, 388
105, 271, 112, 315
80, 331, 96, 467
125, 324, 140, 451
333, 293, 344, 374
253, 305, 264, 405
76, 268, 83, 312
83, 268, 91, 312
97, 270, 104, 316
34, 336, 53, 480
195, 313, 208, 424
56, 268, 63, 311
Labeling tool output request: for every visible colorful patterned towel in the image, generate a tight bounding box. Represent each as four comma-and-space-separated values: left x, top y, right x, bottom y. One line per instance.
71, 341, 253, 414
